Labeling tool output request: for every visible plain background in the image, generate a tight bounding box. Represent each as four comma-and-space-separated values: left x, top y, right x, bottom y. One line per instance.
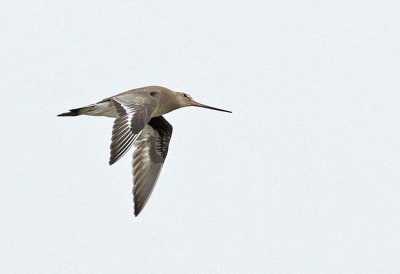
1, 0, 400, 273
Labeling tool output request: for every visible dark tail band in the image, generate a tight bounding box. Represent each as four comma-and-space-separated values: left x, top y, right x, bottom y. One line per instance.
57, 109, 81, 117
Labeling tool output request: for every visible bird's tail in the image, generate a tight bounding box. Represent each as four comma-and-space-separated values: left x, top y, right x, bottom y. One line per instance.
57, 107, 84, 117
58, 102, 112, 117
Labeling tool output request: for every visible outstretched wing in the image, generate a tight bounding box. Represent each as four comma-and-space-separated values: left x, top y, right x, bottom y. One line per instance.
109, 93, 158, 165
132, 116, 173, 216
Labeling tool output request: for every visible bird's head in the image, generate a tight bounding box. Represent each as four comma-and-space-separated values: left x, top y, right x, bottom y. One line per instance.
175, 92, 232, 113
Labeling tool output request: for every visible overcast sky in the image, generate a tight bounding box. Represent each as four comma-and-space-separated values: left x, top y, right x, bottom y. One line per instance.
1, 0, 400, 273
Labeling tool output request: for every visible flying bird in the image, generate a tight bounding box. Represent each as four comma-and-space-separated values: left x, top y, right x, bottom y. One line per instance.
58, 86, 231, 216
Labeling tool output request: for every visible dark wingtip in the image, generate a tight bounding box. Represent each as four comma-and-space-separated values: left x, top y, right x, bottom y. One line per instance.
109, 154, 119, 165
134, 203, 144, 217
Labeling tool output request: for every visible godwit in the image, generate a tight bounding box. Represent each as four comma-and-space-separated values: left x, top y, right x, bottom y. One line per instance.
58, 86, 231, 216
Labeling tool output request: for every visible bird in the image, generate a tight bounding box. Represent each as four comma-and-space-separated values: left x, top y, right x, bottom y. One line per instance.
58, 86, 232, 216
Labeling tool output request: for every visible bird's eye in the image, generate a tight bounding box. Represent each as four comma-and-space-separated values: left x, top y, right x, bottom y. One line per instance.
183, 93, 188, 98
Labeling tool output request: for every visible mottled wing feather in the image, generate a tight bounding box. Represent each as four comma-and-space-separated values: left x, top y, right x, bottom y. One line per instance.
132, 116, 173, 216
109, 94, 158, 165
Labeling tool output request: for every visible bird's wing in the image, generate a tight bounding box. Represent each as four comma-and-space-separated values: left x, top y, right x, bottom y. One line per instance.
132, 116, 173, 216
109, 93, 158, 165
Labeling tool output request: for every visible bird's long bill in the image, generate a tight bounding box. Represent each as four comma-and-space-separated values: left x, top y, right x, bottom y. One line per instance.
191, 100, 232, 113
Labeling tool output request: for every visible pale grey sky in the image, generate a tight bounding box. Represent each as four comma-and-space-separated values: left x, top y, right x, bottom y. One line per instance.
1, 0, 400, 273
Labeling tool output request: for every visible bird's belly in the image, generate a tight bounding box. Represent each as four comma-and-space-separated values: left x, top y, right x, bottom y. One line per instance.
151, 109, 164, 118
151, 105, 174, 118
